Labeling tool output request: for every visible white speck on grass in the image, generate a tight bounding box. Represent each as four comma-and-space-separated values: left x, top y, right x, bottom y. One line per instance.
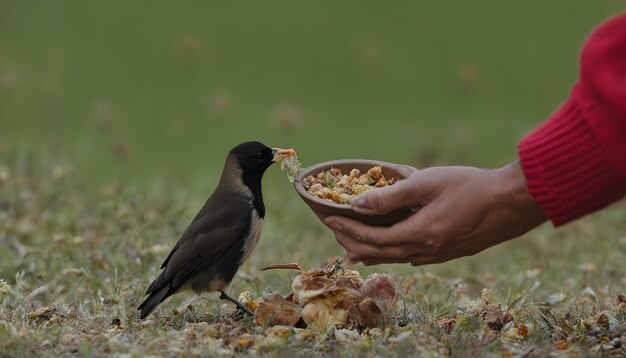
0, 279, 12, 294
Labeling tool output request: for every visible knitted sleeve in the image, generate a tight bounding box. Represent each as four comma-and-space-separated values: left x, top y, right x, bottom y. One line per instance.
518, 12, 626, 226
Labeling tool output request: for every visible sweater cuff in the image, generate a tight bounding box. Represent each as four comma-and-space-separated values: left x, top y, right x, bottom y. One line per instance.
518, 84, 626, 226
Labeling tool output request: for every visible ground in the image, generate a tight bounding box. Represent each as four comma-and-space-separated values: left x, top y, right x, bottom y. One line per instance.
0, 156, 624, 357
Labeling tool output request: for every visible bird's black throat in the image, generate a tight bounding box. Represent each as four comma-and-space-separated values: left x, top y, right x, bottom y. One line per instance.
241, 171, 266, 218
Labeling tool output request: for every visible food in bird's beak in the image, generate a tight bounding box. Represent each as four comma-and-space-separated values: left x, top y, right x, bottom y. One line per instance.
302, 166, 397, 204
272, 148, 296, 162
273, 148, 302, 182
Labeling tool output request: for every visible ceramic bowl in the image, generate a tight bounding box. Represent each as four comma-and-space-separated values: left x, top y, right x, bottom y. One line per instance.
293, 159, 417, 227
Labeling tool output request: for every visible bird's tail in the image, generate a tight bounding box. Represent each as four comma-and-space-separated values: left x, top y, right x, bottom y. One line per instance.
137, 285, 171, 319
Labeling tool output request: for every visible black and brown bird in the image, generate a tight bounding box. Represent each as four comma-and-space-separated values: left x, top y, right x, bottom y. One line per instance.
138, 141, 295, 319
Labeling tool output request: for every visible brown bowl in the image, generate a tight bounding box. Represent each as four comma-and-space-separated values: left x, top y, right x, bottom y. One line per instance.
293, 159, 418, 227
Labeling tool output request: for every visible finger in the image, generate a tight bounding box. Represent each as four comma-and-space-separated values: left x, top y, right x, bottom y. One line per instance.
351, 168, 431, 215
325, 215, 419, 247
330, 224, 415, 262
344, 252, 361, 265
332, 229, 376, 258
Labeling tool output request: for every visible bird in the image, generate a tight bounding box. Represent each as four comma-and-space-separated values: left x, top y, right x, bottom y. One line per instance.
138, 141, 295, 319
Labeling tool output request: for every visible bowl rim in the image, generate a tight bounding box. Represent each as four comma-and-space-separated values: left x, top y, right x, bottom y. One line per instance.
293, 159, 415, 210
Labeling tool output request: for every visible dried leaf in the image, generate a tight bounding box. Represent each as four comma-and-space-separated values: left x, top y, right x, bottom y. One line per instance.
27, 306, 59, 321
292, 274, 334, 305
481, 304, 508, 331
254, 294, 302, 327
335, 270, 363, 290
301, 299, 348, 333
502, 327, 523, 341
238, 291, 260, 313
437, 316, 457, 334
349, 297, 386, 328
554, 340, 569, 350
360, 273, 397, 313
517, 323, 529, 338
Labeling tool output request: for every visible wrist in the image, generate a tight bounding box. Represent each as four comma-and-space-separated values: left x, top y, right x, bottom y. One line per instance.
494, 161, 548, 224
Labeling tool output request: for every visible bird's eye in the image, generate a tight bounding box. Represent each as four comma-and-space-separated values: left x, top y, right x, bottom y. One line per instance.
256, 152, 264, 159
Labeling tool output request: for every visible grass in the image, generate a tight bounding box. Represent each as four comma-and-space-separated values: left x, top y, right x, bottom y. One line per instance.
0, 153, 624, 356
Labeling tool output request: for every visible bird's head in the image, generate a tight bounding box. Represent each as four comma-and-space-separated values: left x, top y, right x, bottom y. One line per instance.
229, 141, 295, 174
220, 141, 295, 194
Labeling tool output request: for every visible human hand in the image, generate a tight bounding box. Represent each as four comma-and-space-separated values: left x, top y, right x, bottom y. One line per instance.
323, 161, 548, 266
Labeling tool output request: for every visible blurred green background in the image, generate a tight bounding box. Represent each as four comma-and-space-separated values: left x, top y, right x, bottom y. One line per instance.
1, 2, 623, 189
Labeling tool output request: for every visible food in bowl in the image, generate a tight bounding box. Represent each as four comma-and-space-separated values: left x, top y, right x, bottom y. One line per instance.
294, 160, 416, 226
301, 166, 397, 204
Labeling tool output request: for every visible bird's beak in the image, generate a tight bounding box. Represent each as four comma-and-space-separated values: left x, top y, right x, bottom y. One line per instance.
272, 148, 296, 162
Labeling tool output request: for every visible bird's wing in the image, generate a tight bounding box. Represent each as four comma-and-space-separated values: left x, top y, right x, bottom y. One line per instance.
146, 191, 251, 294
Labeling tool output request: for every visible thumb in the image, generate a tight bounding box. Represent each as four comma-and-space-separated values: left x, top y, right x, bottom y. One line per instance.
351, 166, 427, 215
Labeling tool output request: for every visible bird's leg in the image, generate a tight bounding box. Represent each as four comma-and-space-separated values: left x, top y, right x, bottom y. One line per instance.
219, 291, 254, 317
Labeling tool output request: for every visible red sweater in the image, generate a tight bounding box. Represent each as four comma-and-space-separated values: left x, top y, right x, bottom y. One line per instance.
519, 12, 626, 226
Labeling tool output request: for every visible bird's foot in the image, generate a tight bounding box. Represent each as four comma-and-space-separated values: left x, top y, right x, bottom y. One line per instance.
219, 291, 254, 317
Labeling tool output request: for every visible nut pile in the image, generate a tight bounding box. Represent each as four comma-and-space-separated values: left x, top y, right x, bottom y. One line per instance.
302, 166, 397, 204
248, 260, 397, 333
